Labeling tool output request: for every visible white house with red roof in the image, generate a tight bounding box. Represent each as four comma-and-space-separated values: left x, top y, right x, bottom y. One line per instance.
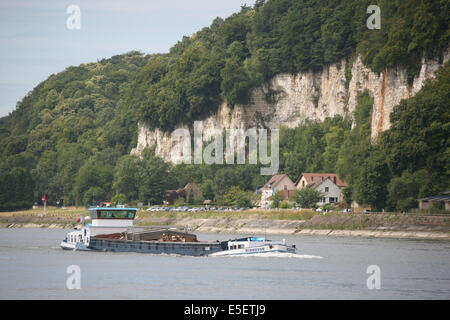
295, 173, 348, 206
258, 173, 296, 207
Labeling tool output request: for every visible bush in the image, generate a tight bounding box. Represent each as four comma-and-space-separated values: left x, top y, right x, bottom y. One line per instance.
269, 191, 285, 208
111, 193, 127, 204
293, 188, 323, 208
279, 201, 292, 209
174, 197, 187, 206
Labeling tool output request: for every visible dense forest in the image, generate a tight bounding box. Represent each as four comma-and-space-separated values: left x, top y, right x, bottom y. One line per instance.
0, 0, 449, 211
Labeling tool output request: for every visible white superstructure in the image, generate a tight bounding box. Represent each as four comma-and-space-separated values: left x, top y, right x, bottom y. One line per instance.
60, 207, 139, 251
210, 237, 296, 256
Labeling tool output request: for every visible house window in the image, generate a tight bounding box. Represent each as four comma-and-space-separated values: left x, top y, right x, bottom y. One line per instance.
302, 181, 305, 187
284, 185, 287, 190
325, 187, 329, 192
329, 197, 335, 203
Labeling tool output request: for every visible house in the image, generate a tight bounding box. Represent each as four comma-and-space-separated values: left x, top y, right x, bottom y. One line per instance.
165, 183, 200, 204
418, 191, 450, 211
258, 173, 296, 207
295, 173, 348, 206
184, 182, 200, 198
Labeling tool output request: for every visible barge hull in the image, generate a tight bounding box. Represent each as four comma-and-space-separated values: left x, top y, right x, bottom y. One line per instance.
88, 238, 226, 256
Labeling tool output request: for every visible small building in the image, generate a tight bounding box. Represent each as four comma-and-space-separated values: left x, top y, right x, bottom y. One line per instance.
418, 191, 450, 211
295, 173, 348, 206
258, 173, 296, 207
203, 199, 212, 208
184, 183, 200, 198
165, 183, 200, 204
307, 177, 342, 206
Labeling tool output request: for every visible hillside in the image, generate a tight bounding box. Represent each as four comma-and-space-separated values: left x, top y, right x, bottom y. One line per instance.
129, 0, 449, 132
0, 0, 449, 212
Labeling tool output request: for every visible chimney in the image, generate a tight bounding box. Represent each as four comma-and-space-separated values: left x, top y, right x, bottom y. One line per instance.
333, 176, 336, 184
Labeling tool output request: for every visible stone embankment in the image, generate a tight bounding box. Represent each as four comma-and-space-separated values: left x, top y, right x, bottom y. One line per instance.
2, 211, 450, 240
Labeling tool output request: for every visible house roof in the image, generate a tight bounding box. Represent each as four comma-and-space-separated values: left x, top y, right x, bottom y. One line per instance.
418, 195, 450, 202
261, 173, 294, 190
295, 173, 348, 188
184, 182, 200, 194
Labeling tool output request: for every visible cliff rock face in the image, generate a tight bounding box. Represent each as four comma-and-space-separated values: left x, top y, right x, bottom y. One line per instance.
131, 50, 449, 162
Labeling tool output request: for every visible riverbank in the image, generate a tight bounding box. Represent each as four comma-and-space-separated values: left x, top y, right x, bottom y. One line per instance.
1, 207, 449, 240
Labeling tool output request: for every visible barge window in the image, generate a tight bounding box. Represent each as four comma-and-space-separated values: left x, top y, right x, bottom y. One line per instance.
94, 210, 136, 219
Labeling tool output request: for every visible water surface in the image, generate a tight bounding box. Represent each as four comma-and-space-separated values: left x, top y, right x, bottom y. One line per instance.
0, 228, 449, 299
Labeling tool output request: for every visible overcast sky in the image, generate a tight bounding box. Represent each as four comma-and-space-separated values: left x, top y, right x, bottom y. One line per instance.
0, 0, 255, 117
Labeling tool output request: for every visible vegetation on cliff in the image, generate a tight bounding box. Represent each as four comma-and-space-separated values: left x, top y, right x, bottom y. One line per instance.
131, 0, 449, 131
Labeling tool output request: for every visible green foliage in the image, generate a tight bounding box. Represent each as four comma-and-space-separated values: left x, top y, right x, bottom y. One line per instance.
386, 170, 424, 211
279, 200, 292, 209
382, 62, 450, 194
269, 191, 285, 209
223, 186, 252, 207
0, 167, 33, 211
174, 197, 187, 207
279, 116, 352, 180
113, 148, 173, 205
336, 91, 373, 185
131, 0, 448, 132
187, 189, 195, 205
293, 188, 323, 209
83, 186, 106, 207
0, 51, 149, 206
200, 179, 215, 200
342, 186, 353, 208
111, 193, 127, 204
73, 160, 114, 206
353, 148, 390, 211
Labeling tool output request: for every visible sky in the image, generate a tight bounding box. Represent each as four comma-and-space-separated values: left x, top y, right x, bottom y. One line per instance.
0, 0, 255, 117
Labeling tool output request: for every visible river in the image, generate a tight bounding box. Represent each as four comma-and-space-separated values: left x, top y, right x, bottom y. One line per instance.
0, 228, 449, 299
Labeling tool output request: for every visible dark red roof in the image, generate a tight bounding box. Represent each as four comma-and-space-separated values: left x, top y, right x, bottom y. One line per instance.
295, 173, 347, 187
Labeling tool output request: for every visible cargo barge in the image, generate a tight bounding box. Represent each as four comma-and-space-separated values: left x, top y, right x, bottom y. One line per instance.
60, 207, 226, 256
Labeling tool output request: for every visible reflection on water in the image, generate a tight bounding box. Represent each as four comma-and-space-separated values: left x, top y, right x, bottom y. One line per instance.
0, 228, 449, 299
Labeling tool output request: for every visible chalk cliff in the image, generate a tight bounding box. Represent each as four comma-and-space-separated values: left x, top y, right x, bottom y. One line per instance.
131, 49, 449, 162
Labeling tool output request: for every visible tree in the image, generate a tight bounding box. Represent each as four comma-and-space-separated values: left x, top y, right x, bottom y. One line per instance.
83, 186, 106, 206
136, 148, 172, 204
224, 186, 251, 207
0, 167, 33, 211
111, 193, 127, 204
200, 179, 215, 200
354, 149, 390, 211
220, 57, 251, 106
113, 155, 141, 201
293, 188, 323, 208
342, 186, 353, 209
386, 170, 424, 211
187, 189, 194, 205
73, 161, 114, 206
269, 191, 285, 209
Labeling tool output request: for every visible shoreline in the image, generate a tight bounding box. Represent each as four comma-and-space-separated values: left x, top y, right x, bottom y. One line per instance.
2, 216, 450, 241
